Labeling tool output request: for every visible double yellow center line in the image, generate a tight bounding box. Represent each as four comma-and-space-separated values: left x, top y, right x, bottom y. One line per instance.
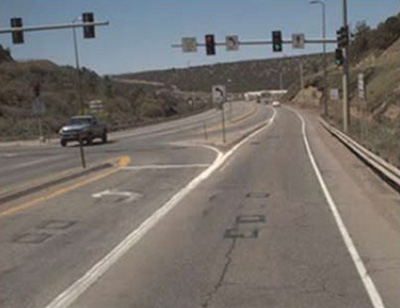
0, 156, 131, 219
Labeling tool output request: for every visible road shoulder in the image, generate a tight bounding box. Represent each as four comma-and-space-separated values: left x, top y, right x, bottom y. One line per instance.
299, 107, 400, 308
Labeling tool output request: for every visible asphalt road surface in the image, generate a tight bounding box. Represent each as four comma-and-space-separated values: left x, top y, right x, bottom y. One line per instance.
0, 103, 399, 308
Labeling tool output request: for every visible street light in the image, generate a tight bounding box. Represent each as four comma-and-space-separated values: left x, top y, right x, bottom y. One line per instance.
310, 0, 328, 117
72, 17, 84, 114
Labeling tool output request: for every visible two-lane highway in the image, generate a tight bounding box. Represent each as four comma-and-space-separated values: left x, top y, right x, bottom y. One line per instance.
0, 101, 255, 193
0, 103, 399, 308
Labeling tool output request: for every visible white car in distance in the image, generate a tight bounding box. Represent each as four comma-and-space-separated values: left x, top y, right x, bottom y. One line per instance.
272, 101, 281, 107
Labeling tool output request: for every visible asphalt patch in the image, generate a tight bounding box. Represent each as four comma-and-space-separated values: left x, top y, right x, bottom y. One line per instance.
246, 192, 270, 198
224, 228, 258, 239
236, 214, 266, 224
13, 232, 52, 244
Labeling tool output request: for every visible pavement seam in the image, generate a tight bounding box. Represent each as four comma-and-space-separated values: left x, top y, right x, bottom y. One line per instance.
201, 239, 237, 308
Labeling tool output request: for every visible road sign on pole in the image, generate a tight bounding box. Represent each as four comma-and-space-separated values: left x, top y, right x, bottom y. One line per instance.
182, 37, 197, 52
226, 35, 239, 51
330, 88, 339, 101
212, 85, 226, 107
32, 99, 46, 115
292, 33, 305, 49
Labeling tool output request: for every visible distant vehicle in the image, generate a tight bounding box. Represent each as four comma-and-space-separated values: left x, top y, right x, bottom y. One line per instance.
272, 101, 281, 107
59, 115, 107, 147
256, 97, 261, 103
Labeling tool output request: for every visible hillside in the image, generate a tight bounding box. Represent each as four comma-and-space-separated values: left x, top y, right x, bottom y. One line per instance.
0, 48, 210, 141
118, 53, 331, 93
0, 45, 13, 63
289, 38, 400, 167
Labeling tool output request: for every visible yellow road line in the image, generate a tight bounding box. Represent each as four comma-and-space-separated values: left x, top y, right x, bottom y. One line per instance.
0, 155, 127, 198
0, 156, 130, 219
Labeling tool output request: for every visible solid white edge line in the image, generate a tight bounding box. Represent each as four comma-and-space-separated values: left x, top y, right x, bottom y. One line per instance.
292, 109, 385, 308
43, 108, 277, 308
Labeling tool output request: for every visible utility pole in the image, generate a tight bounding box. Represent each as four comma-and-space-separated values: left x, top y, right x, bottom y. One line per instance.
342, 0, 350, 132
72, 17, 84, 115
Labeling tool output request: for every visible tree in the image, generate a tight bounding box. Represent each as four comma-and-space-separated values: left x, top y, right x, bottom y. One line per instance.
351, 21, 371, 61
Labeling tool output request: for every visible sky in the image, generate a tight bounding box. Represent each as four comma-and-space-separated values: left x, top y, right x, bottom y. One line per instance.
0, 0, 399, 75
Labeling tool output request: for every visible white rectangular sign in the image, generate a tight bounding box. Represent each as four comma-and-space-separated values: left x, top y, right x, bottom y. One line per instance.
182, 37, 197, 53
212, 85, 226, 108
292, 33, 305, 49
330, 88, 339, 101
226, 35, 239, 51
32, 100, 46, 115
358, 73, 365, 100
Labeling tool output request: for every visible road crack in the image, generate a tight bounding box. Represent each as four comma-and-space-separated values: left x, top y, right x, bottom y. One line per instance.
201, 238, 237, 308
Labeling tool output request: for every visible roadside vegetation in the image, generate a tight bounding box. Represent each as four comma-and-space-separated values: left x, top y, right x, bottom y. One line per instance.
0, 47, 210, 141
287, 13, 400, 167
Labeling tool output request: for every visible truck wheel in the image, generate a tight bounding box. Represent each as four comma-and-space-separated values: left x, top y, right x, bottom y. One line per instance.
102, 131, 108, 144
61, 140, 67, 147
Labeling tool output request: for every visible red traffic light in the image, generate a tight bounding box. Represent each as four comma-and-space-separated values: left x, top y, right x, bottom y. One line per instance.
10, 17, 24, 44
205, 34, 216, 56
82, 12, 95, 38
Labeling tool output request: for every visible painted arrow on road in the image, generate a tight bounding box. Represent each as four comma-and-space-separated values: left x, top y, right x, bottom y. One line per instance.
92, 189, 142, 203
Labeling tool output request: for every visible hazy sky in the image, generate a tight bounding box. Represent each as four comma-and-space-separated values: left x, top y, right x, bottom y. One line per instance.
0, 0, 399, 75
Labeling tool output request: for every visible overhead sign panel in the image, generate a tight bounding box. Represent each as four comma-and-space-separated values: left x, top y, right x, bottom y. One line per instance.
292, 33, 305, 49
226, 35, 239, 51
182, 37, 197, 52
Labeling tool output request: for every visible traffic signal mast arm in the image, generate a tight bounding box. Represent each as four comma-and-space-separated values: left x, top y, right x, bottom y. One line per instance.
0, 21, 109, 34
172, 38, 338, 48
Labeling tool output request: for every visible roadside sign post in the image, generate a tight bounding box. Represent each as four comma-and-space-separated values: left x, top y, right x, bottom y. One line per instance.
330, 88, 339, 101
32, 82, 46, 142
78, 132, 86, 169
212, 85, 227, 143
358, 73, 367, 141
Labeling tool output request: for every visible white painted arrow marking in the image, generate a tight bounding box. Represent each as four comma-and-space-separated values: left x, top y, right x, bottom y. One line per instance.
92, 189, 142, 203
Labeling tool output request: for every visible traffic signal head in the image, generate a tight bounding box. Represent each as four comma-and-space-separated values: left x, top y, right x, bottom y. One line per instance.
205, 34, 216, 55
272, 30, 282, 52
336, 26, 349, 48
82, 12, 95, 38
335, 48, 344, 66
10, 17, 24, 44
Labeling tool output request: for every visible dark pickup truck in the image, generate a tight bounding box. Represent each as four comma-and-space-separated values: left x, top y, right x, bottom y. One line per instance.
59, 115, 108, 147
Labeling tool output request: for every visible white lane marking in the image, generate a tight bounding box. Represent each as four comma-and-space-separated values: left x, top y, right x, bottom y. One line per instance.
1, 156, 64, 172
44, 109, 277, 308
0, 153, 19, 158
122, 164, 210, 170
292, 109, 385, 308
92, 189, 142, 203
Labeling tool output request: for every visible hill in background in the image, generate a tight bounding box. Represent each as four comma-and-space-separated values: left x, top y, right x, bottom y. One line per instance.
118, 53, 330, 93
0, 49, 209, 141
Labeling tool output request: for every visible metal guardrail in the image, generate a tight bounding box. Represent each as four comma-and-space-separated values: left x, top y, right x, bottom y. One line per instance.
320, 118, 400, 191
